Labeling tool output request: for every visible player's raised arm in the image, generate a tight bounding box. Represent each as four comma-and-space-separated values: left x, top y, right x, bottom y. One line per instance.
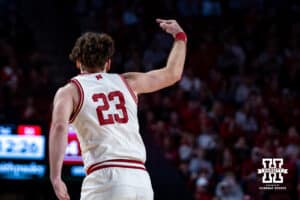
122, 19, 187, 94
49, 84, 77, 200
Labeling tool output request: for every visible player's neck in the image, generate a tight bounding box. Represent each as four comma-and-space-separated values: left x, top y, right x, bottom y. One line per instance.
81, 68, 105, 74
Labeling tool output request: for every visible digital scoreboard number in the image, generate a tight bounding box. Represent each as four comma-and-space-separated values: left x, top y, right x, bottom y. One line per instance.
0, 124, 46, 180
0, 135, 45, 160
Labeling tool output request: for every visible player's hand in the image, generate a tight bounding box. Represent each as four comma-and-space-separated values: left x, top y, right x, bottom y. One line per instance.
51, 178, 70, 200
156, 19, 184, 37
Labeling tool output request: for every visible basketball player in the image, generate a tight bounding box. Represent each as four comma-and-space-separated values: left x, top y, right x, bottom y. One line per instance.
49, 19, 187, 200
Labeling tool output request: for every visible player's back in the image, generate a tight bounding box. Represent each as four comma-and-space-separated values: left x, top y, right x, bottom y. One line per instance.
70, 72, 146, 173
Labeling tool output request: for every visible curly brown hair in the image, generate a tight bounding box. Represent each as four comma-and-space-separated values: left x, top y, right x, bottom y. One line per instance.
69, 32, 115, 69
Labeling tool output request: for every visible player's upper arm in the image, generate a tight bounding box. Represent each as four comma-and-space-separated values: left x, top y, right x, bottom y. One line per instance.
51, 84, 77, 126
123, 37, 186, 94
122, 68, 181, 94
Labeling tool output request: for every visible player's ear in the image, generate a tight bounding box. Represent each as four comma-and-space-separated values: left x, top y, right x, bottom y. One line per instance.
105, 59, 111, 72
76, 60, 81, 69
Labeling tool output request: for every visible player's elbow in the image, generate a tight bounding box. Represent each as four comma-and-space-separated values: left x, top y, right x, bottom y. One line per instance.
173, 72, 182, 82
169, 69, 182, 84
165, 64, 183, 84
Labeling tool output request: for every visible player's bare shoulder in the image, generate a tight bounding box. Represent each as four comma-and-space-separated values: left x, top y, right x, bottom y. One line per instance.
53, 82, 79, 109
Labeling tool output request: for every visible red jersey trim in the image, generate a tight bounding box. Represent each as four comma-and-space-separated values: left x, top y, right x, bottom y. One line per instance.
87, 159, 145, 175
87, 164, 146, 175
119, 75, 138, 104
69, 79, 84, 123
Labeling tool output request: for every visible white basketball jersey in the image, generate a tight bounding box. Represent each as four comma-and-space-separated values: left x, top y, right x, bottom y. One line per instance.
69, 72, 146, 171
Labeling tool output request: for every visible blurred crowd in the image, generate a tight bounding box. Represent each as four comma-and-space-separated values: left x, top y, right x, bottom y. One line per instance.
1, 0, 300, 200
0, 0, 54, 124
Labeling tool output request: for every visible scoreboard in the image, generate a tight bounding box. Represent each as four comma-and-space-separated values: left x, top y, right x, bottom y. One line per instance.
64, 126, 82, 165
0, 124, 46, 180
63, 126, 85, 178
0, 124, 85, 181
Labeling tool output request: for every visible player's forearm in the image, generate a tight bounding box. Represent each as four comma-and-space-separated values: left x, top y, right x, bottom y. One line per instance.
165, 39, 186, 82
49, 122, 68, 182
123, 20, 187, 94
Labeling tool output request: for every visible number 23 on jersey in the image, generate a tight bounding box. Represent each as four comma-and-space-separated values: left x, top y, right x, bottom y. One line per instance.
92, 91, 129, 125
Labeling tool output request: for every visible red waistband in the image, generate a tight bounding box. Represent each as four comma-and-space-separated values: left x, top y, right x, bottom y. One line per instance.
86, 159, 146, 175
